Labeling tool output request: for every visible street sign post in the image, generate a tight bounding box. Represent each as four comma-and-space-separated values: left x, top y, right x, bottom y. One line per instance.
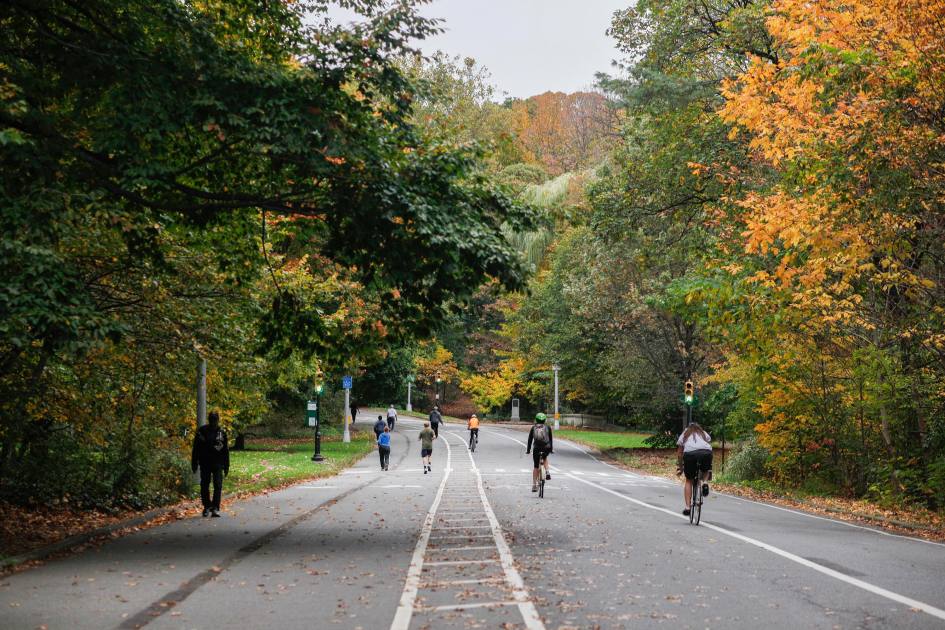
342, 375, 352, 443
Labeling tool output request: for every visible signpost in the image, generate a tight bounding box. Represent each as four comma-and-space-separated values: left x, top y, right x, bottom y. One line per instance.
342, 375, 352, 443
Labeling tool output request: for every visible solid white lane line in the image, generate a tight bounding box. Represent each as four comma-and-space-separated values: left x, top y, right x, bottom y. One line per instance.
390, 434, 453, 630
429, 601, 519, 612
488, 424, 939, 546
565, 473, 945, 622
447, 430, 546, 630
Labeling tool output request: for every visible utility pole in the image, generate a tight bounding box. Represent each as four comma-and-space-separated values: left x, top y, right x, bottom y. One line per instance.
552, 364, 560, 431
197, 357, 207, 427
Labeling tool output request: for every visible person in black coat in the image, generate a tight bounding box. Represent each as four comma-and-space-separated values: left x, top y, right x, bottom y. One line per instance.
191, 411, 229, 517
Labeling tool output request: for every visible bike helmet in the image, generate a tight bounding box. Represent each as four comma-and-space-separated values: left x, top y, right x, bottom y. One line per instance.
535, 412, 547, 423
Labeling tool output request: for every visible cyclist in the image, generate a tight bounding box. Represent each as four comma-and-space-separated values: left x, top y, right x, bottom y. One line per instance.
467, 413, 480, 449
525, 413, 553, 492
676, 422, 713, 516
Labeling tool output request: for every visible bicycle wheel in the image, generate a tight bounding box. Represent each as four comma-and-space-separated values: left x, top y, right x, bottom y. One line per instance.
471, 434, 477, 452
538, 463, 545, 498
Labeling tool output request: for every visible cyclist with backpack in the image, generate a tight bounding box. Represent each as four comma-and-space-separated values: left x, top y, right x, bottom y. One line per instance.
525, 413, 553, 492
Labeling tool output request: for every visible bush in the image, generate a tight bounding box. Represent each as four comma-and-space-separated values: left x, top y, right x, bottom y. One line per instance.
721, 436, 769, 482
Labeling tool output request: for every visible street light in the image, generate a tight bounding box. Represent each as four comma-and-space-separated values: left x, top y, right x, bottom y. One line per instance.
435, 372, 442, 404
552, 364, 560, 430
406, 374, 414, 412
311, 383, 324, 462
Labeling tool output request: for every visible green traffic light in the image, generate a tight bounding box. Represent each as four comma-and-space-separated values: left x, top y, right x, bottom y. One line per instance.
684, 394, 694, 404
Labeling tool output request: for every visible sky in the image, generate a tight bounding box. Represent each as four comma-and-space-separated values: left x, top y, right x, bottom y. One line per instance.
324, 0, 630, 99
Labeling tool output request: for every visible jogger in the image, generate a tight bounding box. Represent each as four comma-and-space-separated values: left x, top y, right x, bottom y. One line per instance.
419, 421, 435, 473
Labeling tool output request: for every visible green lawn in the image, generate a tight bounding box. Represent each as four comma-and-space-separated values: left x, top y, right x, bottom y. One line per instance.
218, 433, 373, 495
555, 429, 652, 450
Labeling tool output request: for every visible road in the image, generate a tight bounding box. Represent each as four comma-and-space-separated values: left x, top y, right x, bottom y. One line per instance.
2, 416, 944, 629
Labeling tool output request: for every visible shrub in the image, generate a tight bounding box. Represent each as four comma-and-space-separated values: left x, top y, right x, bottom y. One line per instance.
721, 436, 769, 482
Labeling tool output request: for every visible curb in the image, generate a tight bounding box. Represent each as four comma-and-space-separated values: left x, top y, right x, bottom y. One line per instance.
0, 504, 182, 570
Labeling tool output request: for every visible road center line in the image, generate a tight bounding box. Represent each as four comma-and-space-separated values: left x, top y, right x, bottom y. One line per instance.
565, 472, 945, 622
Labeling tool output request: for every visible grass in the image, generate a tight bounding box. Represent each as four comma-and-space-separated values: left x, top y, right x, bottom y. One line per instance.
220, 432, 373, 495
555, 429, 652, 450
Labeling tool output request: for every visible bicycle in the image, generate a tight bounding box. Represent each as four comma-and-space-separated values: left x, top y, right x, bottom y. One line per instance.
537, 457, 547, 498
689, 462, 708, 525
469, 431, 478, 452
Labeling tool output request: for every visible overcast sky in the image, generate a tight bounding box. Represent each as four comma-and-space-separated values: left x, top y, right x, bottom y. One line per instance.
324, 0, 630, 99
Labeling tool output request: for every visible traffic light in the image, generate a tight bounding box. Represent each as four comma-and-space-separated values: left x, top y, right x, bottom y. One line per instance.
684, 380, 694, 405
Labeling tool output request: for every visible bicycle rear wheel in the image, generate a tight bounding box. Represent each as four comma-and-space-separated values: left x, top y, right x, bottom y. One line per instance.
470, 434, 476, 452
538, 463, 545, 498
691, 470, 703, 525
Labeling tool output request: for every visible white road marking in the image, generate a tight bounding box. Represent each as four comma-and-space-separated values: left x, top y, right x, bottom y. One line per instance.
434, 525, 493, 530
429, 601, 519, 612
428, 545, 495, 552
446, 430, 546, 630
389, 431, 453, 630
420, 577, 505, 587
428, 534, 494, 541
565, 473, 945, 623
425, 559, 500, 566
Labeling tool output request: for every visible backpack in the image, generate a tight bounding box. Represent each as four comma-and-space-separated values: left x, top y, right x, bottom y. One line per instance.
532, 424, 549, 449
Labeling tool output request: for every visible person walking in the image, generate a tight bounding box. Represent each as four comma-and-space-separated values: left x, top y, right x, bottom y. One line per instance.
419, 421, 435, 474
377, 426, 392, 471
350, 401, 358, 425
191, 411, 230, 517
373, 414, 387, 440
429, 406, 442, 438
386, 404, 398, 431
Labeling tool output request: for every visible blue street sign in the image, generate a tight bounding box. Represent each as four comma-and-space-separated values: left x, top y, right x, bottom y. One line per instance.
342, 375, 353, 390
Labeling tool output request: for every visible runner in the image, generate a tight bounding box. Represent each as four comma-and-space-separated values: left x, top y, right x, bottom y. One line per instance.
419, 421, 435, 474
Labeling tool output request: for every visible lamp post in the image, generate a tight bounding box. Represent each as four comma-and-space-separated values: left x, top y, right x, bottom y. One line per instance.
406, 375, 414, 412
311, 383, 324, 462
552, 364, 560, 430
435, 372, 442, 405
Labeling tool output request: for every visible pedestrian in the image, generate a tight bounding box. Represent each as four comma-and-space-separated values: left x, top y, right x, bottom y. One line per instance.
387, 403, 398, 431
191, 411, 229, 518
377, 426, 391, 471
419, 421, 435, 474
373, 414, 387, 440
429, 405, 442, 438
350, 401, 358, 425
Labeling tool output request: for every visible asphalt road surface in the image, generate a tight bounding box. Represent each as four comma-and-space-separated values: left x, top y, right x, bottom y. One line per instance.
2, 416, 944, 629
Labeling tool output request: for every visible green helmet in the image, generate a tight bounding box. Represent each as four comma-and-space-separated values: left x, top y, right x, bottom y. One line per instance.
535, 412, 547, 423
